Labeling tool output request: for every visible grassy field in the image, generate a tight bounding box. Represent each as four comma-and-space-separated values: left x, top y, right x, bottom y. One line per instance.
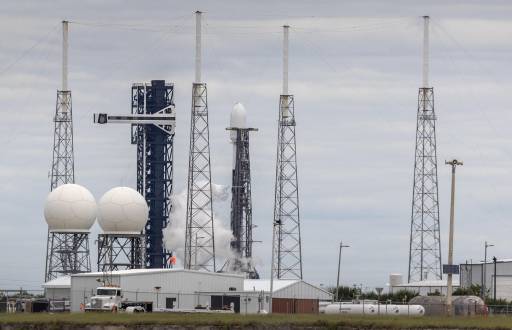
0, 313, 512, 329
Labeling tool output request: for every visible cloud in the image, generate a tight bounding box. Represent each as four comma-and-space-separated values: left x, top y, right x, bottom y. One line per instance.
163, 183, 234, 267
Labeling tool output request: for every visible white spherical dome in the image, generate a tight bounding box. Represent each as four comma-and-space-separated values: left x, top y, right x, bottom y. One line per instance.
98, 187, 148, 234
44, 184, 97, 232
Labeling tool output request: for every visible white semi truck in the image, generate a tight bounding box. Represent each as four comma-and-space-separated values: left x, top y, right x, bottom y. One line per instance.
85, 286, 151, 312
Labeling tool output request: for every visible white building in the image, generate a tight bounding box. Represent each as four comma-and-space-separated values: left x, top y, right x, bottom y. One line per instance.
390, 279, 460, 296
460, 259, 512, 300
68, 269, 244, 312
42, 276, 71, 300
62, 268, 331, 313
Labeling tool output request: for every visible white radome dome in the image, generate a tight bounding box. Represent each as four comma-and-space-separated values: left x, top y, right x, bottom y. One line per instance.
44, 184, 97, 232
98, 187, 148, 234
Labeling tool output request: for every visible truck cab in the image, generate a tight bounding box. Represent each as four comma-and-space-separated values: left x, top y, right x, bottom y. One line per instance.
85, 286, 122, 311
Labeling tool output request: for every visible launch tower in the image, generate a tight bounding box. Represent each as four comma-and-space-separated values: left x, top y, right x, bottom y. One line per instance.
225, 103, 259, 279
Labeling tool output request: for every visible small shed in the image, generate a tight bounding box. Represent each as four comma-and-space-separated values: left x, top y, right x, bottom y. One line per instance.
244, 279, 332, 314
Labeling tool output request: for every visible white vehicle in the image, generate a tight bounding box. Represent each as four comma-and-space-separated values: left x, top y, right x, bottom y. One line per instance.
85, 286, 123, 312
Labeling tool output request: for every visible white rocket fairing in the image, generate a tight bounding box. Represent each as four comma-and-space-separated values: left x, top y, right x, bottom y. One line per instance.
230, 102, 247, 167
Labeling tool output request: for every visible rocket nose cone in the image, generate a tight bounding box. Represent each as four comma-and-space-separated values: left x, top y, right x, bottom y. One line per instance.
230, 102, 246, 128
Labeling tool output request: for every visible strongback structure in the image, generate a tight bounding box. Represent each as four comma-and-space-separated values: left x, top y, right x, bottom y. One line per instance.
184, 11, 216, 272
45, 21, 91, 282
94, 80, 176, 269
271, 25, 303, 280
97, 234, 145, 271
224, 113, 259, 278
408, 16, 442, 283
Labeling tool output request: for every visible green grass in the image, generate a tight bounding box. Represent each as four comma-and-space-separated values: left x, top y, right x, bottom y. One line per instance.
0, 313, 512, 329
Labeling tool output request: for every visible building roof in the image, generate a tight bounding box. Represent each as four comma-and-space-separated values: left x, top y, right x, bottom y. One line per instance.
43, 275, 71, 288
460, 258, 512, 265
70, 268, 244, 279
394, 279, 460, 287
244, 279, 299, 292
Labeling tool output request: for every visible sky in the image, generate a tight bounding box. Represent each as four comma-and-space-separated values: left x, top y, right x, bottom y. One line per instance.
1, 0, 512, 292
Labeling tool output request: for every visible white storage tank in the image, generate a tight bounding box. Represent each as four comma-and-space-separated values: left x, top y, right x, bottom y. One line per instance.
324, 303, 377, 315
389, 273, 403, 287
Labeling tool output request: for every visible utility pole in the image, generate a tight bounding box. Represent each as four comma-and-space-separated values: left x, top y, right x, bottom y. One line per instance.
335, 241, 350, 302
482, 241, 494, 298
445, 159, 463, 316
493, 256, 497, 302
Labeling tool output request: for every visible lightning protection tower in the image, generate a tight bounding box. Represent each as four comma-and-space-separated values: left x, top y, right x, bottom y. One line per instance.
224, 103, 259, 279
184, 11, 216, 272
408, 16, 442, 282
94, 80, 176, 269
271, 25, 303, 280
45, 21, 92, 282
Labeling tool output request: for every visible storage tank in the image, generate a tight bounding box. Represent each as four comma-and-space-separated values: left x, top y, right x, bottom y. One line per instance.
409, 295, 486, 316
389, 273, 403, 287
453, 296, 486, 316
324, 303, 377, 315
396, 304, 425, 315
44, 184, 97, 232
409, 296, 446, 316
97, 187, 148, 234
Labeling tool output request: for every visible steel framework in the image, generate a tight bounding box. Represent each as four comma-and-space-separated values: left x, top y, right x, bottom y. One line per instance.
408, 87, 442, 282
272, 95, 303, 279
408, 16, 442, 283
184, 83, 216, 272
225, 127, 259, 278
97, 234, 145, 271
46, 232, 90, 279
49, 91, 74, 190
131, 81, 175, 268
45, 21, 92, 282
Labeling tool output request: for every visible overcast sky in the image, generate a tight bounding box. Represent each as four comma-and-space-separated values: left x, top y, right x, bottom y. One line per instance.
1, 0, 512, 291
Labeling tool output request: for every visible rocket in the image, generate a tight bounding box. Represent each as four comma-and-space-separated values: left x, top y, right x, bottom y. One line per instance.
230, 102, 246, 167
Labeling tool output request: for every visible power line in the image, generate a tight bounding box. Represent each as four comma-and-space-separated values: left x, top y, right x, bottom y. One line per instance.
0, 24, 59, 77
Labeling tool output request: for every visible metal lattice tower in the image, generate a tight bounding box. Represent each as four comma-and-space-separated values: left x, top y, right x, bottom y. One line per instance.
132, 81, 175, 268
184, 11, 216, 272
408, 16, 442, 282
224, 116, 259, 278
45, 21, 91, 282
271, 25, 303, 280
94, 80, 176, 269
97, 234, 145, 271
